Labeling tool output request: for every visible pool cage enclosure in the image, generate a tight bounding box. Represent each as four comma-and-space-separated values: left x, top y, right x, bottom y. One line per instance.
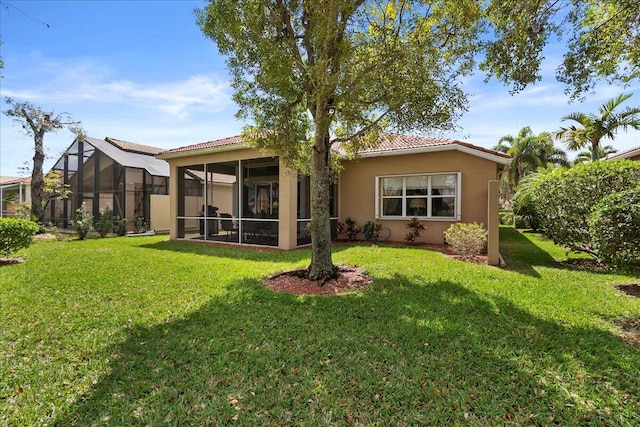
175, 156, 338, 247
45, 137, 169, 229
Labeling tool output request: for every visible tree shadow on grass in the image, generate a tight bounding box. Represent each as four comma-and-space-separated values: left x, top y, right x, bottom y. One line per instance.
500, 227, 640, 279
53, 274, 640, 426
138, 240, 358, 265
499, 227, 560, 278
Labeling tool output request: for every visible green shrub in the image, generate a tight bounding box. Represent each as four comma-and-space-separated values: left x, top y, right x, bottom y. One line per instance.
515, 160, 640, 255
0, 217, 39, 257
336, 217, 360, 242
113, 216, 128, 236
589, 187, 640, 269
444, 222, 487, 256
133, 216, 147, 234
404, 218, 425, 242
499, 211, 514, 226
73, 203, 93, 240
513, 215, 530, 229
362, 220, 383, 242
512, 170, 550, 231
96, 205, 114, 238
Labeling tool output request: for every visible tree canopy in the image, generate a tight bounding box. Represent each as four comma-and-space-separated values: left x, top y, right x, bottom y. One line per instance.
557, 0, 640, 99
197, 0, 640, 280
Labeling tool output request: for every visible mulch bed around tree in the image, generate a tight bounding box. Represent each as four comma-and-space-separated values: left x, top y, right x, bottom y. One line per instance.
264, 265, 374, 296
264, 243, 491, 296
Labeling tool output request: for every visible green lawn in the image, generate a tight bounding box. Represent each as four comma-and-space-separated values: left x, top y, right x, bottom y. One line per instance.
2, 228, 639, 426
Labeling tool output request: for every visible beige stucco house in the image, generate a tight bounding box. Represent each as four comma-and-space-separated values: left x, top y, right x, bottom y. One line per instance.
157, 134, 510, 264
0, 176, 31, 217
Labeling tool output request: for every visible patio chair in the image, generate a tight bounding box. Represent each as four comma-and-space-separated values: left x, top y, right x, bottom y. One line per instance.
219, 213, 236, 239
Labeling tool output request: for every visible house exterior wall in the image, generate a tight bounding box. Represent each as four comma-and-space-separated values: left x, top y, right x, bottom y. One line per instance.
338, 150, 501, 244
150, 194, 170, 231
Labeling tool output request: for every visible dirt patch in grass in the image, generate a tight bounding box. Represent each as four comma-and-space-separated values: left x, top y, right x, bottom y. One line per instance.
34, 233, 58, 240
614, 285, 640, 349
265, 265, 373, 296
618, 317, 640, 349
562, 258, 613, 272
0, 257, 24, 267
616, 283, 640, 298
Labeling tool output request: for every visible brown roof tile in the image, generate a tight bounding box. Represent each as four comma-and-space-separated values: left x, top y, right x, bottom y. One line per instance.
159, 135, 246, 156
158, 133, 510, 162
105, 137, 165, 156
339, 133, 511, 159
606, 145, 640, 160
0, 176, 31, 185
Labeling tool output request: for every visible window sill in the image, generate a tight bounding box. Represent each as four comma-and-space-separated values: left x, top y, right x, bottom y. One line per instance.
377, 216, 459, 222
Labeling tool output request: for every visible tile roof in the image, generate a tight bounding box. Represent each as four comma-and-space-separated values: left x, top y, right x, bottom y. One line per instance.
0, 176, 31, 185
606, 145, 640, 160
158, 133, 511, 163
337, 133, 511, 160
105, 137, 165, 156
158, 135, 246, 156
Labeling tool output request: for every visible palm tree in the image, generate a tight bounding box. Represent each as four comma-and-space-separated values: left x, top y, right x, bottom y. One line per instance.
555, 93, 640, 162
573, 145, 618, 165
493, 126, 568, 187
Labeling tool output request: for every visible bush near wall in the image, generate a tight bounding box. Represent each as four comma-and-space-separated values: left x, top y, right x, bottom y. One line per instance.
589, 187, 640, 269
0, 218, 40, 257
499, 210, 514, 226
444, 222, 487, 256
514, 160, 640, 255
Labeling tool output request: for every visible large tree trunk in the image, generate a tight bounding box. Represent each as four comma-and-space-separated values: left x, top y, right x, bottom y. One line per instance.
30, 131, 46, 223
307, 126, 335, 281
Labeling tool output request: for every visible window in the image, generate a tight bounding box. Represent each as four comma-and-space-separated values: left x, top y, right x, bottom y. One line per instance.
376, 173, 460, 219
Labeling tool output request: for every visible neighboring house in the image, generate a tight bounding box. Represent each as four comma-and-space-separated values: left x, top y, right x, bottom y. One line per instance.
157, 134, 510, 263
0, 176, 31, 217
605, 145, 640, 161
44, 136, 234, 231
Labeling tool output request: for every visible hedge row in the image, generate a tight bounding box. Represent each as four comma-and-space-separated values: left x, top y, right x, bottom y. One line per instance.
513, 160, 640, 268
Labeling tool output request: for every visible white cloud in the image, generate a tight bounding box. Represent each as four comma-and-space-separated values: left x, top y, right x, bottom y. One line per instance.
2, 57, 233, 119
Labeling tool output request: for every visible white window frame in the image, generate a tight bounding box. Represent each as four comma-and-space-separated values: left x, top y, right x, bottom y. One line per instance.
375, 172, 461, 221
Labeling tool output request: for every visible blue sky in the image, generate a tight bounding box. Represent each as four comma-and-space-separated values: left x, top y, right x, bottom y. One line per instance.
1, 0, 639, 177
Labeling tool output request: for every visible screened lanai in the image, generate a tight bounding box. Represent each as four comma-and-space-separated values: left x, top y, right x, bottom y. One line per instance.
45, 137, 171, 228
169, 154, 337, 248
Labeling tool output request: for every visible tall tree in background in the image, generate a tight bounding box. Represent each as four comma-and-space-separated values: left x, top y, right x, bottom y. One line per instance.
493, 126, 568, 187
555, 93, 640, 162
197, 0, 638, 280
4, 98, 83, 222
573, 145, 618, 164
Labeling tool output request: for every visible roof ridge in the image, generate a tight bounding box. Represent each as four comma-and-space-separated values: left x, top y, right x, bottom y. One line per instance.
104, 137, 165, 156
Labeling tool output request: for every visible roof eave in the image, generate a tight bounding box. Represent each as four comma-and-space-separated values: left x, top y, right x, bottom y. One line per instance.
351, 144, 512, 165
156, 143, 249, 160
